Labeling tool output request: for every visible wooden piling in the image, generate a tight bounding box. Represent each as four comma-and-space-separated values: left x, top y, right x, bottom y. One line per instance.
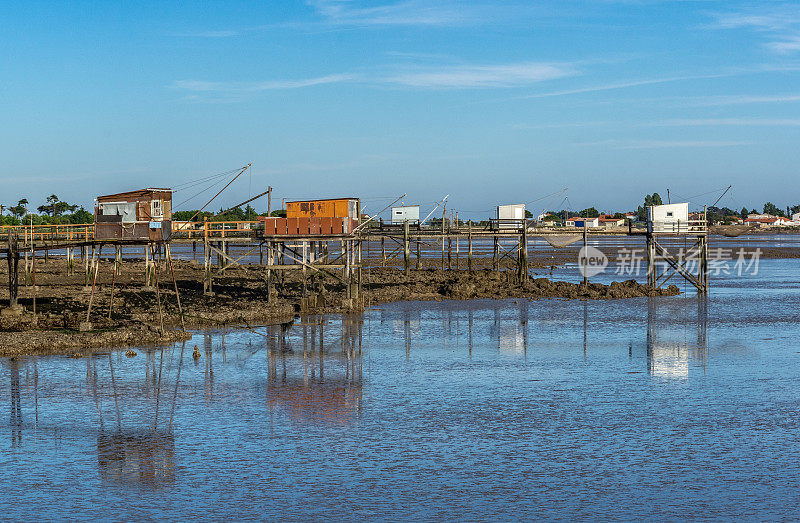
403, 221, 410, 275
467, 220, 473, 273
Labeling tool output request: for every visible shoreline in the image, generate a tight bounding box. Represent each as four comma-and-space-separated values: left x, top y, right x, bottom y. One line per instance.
0, 257, 680, 357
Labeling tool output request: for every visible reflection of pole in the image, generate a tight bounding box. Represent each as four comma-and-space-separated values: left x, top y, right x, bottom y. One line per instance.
646, 297, 656, 374
168, 343, 185, 432
583, 223, 588, 286
10, 359, 21, 446
583, 300, 588, 359
154, 348, 164, 431
108, 353, 122, 432
468, 309, 473, 358
697, 295, 708, 374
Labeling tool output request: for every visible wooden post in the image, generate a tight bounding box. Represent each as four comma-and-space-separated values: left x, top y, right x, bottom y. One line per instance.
441, 211, 446, 270
493, 236, 499, 272
468, 220, 473, 273
85, 245, 103, 323
448, 236, 452, 270
115, 245, 122, 277
344, 240, 351, 299
381, 236, 386, 262
203, 230, 212, 295
302, 240, 308, 298
403, 221, 410, 275
519, 221, 528, 282
6, 233, 20, 308
416, 235, 421, 270
582, 223, 588, 286
646, 233, 655, 287
357, 236, 362, 302
31, 244, 36, 317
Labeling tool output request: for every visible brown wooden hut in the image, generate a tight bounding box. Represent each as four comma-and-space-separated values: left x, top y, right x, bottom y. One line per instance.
94, 188, 173, 241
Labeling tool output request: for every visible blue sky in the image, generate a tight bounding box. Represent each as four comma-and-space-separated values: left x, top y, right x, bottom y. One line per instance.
1, 0, 799, 217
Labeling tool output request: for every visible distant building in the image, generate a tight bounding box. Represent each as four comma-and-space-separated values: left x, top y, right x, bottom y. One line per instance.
598, 215, 625, 228
565, 217, 599, 228
745, 215, 793, 227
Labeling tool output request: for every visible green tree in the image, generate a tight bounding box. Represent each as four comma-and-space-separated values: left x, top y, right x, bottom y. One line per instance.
636, 193, 664, 221
68, 207, 94, 224
763, 202, 784, 216
740, 207, 749, 218
580, 207, 600, 218
9, 199, 28, 220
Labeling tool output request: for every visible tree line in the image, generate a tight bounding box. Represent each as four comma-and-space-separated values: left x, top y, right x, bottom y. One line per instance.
1, 195, 93, 226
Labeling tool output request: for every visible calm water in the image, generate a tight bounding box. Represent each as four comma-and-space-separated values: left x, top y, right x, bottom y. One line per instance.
2, 258, 800, 520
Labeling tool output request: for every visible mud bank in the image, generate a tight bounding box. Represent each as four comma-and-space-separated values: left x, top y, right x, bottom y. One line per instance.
1, 258, 677, 356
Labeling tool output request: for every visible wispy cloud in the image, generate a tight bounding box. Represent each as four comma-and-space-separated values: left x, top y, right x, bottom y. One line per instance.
649, 118, 800, 127
579, 139, 756, 149
172, 60, 577, 100
307, 0, 493, 26
172, 74, 356, 93
518, 73, 737, 99
384, 62, 576, 88
711, 5, 800, 54
671, 93, 800, 106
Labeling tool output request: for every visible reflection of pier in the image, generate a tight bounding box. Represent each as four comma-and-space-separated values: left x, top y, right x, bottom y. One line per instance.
97, 433, 175, 485
646, 296, 708, 378
266, 316, 363, 424
88, 346, 185, 486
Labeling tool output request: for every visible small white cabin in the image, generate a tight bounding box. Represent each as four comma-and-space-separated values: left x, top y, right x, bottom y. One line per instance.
391, 205, 420, 225
647, 202, 690, 233
497, 204, 526, 221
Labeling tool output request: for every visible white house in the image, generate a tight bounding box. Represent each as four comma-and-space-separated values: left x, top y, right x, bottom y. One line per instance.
566, 216, 599, 228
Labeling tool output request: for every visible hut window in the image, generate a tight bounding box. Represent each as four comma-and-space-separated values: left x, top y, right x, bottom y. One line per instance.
152, 199, 163, 218
666, 211, 673, 217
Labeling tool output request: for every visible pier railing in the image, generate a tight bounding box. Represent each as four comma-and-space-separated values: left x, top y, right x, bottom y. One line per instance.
172, 220, 262, 239
649, 218, 708, 234
0, 224, 94, 243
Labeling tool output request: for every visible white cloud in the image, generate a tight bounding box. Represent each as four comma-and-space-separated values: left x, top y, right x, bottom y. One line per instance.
384, 62, 576, 88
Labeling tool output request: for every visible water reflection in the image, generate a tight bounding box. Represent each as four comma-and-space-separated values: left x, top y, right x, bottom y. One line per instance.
646, 296, 708, 379
266, 315, 363, 424
88, 348, 184, 486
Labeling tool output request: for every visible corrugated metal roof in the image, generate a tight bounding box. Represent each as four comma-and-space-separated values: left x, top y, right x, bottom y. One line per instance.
97, 188, 172, 201
286, 197, 358, 204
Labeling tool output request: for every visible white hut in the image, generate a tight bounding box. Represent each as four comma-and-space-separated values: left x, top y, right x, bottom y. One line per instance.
647, 202, 690, 233
391, 205, 420, 225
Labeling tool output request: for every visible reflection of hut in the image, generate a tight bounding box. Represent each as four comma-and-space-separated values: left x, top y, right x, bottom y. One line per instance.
266, 381, 362, 424
94, 188, 173, 241
97, 433, 175, 485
